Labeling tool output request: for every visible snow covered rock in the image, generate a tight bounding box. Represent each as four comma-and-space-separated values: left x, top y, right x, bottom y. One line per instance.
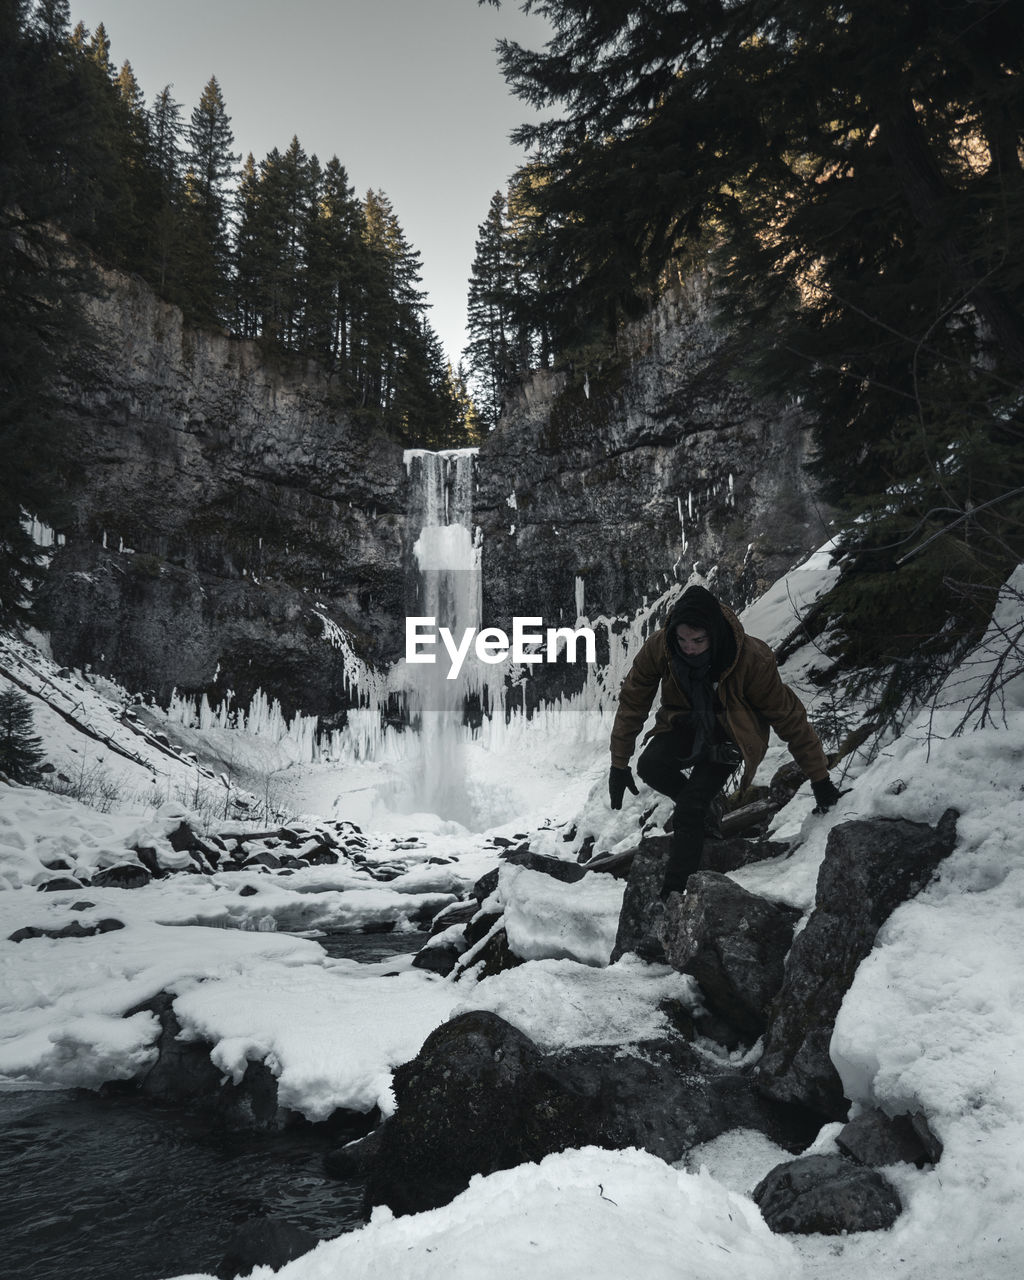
125, 992, 286, 1130
91, 863, 152, 889
752, 1153, 902, 1234
757, 809, 959, 1119
662, 871, 801, 1040
9, 917, 125, 942
364, 1010, 818, 1218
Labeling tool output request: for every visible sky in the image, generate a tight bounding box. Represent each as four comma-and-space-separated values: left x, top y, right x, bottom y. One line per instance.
68, 0, 552, 364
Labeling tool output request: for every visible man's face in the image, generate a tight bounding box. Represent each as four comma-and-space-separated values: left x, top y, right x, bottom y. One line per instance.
675, 623, 710, 657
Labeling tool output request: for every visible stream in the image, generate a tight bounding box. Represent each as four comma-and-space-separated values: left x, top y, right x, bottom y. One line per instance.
0, 930, 421, 1280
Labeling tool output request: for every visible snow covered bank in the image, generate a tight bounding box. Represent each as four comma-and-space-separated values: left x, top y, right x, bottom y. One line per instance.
171, 1146, 798, 1280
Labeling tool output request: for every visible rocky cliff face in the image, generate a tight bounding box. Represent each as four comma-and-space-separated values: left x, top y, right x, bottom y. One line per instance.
34, 270, 830, 726
36, 267, 409, 723
475, 279, 831, 633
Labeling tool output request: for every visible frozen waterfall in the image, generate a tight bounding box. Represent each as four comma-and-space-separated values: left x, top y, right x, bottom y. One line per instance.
401, 448, 484, 824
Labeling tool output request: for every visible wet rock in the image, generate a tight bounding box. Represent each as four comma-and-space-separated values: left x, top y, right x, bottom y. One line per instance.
463, 909, 503, 948
662, 872, 801, 1040
364, 1011, 545, 1216
324, 1126, 385, 1179
217, 1217, 319, 1279
38, 876, 86, 892
753, 1154, 902, 1234
363, 1011, 818, 1218
699, 836, 789, 873
167, 820, 197, 853
609, 835, 672, 962
837, 1109, 942, 1169
427, 900, 477, 936
300, 846, 339, 866
500, 848, 588, 884
9, 918, 125, 942
126, 992, 288, 1130
239, 884, 259, 897
757, 810, 958, 1119
134, 846, 166, 878
91, 864, 152, 889
470, 868, 500, 904
411, 943, 463, 976
244, 851, 281, 870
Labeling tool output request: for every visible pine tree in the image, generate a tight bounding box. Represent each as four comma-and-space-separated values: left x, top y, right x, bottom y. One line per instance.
303, 155, 363, 366
181, 75, 238, 322
0, 688, 46, 783
358, 189, 428, 414
465, 190, 514, 428
148, 84, 185, 295
490, 0, 1024, 669
0, 0, 92, 628
233, 152, 264, 338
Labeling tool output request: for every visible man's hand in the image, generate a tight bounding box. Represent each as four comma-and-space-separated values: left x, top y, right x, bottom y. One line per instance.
609, 765, 639, 810
811, 776, 843, 813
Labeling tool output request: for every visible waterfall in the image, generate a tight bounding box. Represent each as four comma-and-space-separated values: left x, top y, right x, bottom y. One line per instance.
401, 448, 483, 824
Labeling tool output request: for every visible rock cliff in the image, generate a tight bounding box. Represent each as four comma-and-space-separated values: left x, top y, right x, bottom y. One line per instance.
36, 266, 407, 722
34, 269, 830, 726
476, 278, 830, 631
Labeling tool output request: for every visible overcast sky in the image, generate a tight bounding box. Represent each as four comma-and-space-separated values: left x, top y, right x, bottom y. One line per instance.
69, 0, 551, 363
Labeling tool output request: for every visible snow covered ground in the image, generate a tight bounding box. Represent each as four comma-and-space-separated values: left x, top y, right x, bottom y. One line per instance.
2, 547, 1024, 1278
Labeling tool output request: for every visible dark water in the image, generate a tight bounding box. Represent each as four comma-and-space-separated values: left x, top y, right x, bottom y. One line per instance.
0, 930, 423, 1280
316, 928, 427, 963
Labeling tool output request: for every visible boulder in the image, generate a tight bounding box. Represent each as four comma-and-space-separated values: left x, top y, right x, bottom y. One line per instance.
836, 1108, 942, 1168
662, 872, 801, 1040
463, 909, 503, 948
610, 835, 672, 962
91, 864, 152, 889
753, 1154, 902, 1234
126, 992, 287, 1130
428, 900, 477, 936
38, 876, 86, 892
699, 836, 789, 873
363, 1011, 819, 1218
501, 847, 588, 884
363, 1011, 545, 1216
217, 1217, 319, 1280
9, 918, 125, 943
324, 1126, 385, 1179
167, 820, 197, 853
411, 938, 464, 976
757, 810, 958, 1119
611, 833, 790, 962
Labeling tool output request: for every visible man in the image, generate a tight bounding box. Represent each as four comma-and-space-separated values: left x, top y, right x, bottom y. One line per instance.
609, 584, 841, 899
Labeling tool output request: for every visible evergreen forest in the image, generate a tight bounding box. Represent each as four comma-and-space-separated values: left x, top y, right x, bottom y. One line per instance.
462, 0, 1024, 708
3, 0, 1024, 710
0, 0, 477, 462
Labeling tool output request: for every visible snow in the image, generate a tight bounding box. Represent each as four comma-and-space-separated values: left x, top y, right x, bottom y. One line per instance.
171, 1146, 798, 1280
498, 863, 623, 965
455, 955, 698, 1051
3, 547, 1024, 1280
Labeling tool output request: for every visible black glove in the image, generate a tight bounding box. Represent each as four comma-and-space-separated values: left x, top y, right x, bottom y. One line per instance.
811, 776, 842, 813
609, 765, 639, 810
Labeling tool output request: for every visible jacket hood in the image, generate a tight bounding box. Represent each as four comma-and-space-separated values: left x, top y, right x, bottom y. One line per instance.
667, 585, 738, 678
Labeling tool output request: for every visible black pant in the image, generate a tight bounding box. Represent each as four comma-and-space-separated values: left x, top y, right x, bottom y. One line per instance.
636, 728, 735, 896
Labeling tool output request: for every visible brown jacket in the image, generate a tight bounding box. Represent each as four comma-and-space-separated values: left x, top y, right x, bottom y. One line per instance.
610, 603, 828, 788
